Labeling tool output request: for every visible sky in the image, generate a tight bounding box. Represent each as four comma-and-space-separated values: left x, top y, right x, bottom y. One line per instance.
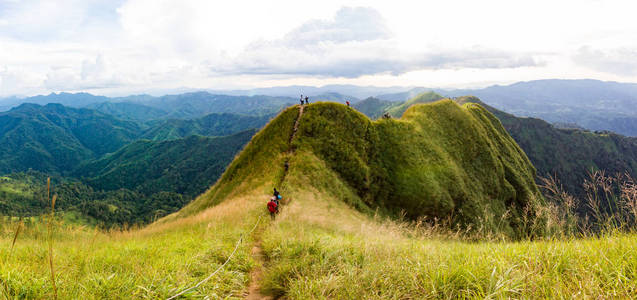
1, 0, 637, 97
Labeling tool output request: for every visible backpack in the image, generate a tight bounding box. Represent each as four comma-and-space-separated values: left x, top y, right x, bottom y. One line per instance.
267, 200, 278, 213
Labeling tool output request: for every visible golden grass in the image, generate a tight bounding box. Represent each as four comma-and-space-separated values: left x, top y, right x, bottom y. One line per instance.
260, 185, 637, 299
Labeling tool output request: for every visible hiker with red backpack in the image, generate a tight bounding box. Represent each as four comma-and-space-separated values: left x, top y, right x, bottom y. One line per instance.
268, 188, 282, 219
267, 196, 278, 219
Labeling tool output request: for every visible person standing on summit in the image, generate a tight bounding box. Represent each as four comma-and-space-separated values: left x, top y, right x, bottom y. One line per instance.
305, 96, 309, 104
300, 95, 304, 106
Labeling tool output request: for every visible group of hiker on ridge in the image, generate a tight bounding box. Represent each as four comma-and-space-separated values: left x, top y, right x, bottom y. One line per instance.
300, 94, 353, 108
300, 95, 309, 105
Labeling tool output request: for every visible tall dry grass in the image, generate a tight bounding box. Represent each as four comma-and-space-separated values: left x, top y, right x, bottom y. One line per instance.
45, 177, 58, 299
540, 170, 637, 236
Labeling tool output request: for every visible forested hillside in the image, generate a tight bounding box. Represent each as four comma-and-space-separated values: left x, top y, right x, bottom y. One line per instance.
0, 101, 270, 226
0, 103, 142, 173
0, 130, 255, 226
75, 130, 256, 198
141, 113, 271, 141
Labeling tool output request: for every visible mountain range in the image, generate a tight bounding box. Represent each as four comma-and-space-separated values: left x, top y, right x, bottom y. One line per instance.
4, 82, 637, 226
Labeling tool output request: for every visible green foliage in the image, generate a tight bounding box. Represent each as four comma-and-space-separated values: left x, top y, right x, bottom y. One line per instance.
0, 171, 187, 227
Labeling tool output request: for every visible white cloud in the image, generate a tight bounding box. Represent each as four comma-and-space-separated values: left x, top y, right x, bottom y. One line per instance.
573, 46, 637, 76
208, 8, 540, 78
1, 0, 637, 96
281, 7, 391, 48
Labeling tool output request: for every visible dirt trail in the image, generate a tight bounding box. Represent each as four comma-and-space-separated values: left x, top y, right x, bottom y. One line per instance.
245, 104, 305, 299
289, 104, 304, 146
245, 240, 272, 300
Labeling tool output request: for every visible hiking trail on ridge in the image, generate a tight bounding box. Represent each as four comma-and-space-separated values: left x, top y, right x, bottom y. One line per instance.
245, 104, 304, 299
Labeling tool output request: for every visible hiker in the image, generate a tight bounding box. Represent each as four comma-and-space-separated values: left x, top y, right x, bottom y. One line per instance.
300, 94, 304, 105
273, 187, 282, 211
267, 196, 278, 219
346, 100, 350, 107
305, 96, 309, 104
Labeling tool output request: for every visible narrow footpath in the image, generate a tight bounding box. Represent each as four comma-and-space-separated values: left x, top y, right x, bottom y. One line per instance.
244, 104, 305, 299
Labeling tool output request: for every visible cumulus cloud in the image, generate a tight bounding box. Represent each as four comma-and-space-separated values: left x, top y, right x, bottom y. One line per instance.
573, 46, 637, 76
44, 55, 130, 90
281, 7, 391, 48
0, 1, 586, 96
209, 7, 540, 78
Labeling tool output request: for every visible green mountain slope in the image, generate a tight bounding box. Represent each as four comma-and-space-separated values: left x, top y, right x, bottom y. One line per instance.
74, 130, 255, 198
133, 92, 294, 118
357, 93, 637, 200
352, 97, 397, 119
86, 101, 169, 122
385, 91, 444, 117
141, 113, 272, 141
0, 103, 142, 173
444, 79, 637, 136
182, 101, 544, 237
1, 130, 255, 226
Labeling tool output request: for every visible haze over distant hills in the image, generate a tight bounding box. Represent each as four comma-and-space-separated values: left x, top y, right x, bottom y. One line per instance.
3, 79, 637, 136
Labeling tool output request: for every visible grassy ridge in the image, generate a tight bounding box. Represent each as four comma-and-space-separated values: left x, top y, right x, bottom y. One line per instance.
290, 101, 542, 236
178, 105, 299, 216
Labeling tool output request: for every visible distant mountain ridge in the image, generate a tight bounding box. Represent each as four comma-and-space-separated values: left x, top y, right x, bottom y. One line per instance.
0, 103, 142, 173
141, 113, 272, 141
1, 92, 295, 121
74, 130, 256, 198
4, 79, 637, 135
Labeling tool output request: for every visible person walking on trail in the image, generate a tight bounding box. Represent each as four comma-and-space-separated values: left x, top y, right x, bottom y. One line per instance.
346, 100, 350, 107
300, 95, 304, 105
274, 188, 280, 199
305, 96, 309, 104
267, 196, 278, 219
